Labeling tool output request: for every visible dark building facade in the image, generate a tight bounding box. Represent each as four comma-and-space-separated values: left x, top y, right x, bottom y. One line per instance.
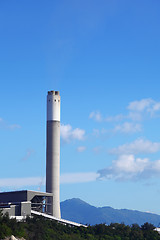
0, 190, 53, 217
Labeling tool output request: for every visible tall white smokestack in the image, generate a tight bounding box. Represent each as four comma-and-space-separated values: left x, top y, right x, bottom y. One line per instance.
46, 90, 61, 218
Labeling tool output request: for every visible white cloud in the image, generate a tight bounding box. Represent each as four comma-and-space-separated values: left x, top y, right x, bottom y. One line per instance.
92, 128, 108, 137
8, 124, 21, 130
128, 98, 160, 117
114, 122, 142, 134
90, 112, 125, 123
98, 154, 160, 181
60, 124, 85, 143
76, 146, 86, 152
60, 172, 99, 184
0, 172, 99, 189
152, 102, 160, 112
105, 114, 125, 122
128, 98, 154, 112
93, 146, 103, 154
128, 112, 143, 121
0, 118, 21, 130
92, 129, 100, 136
72, 128, 85, 140
0, 177, 45, 188
22, 149, 35, 161
110, 139, 160, 155
89, 111, 102, 122
113, 154, 148, 173
90, 99, 160, 126
127, 98, 160, 120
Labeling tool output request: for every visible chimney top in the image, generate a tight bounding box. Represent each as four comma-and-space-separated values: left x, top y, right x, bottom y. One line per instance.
48, 91, 60, 96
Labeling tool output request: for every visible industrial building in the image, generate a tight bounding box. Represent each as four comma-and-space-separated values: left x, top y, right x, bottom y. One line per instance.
0, 190, 52, 218
0, 91, 86, 227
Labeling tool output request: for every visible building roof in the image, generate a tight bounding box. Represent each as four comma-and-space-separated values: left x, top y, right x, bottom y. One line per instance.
0, 190, 53, 204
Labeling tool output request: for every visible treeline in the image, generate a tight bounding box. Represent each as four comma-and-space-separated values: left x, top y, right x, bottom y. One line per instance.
0, 212, 160, 240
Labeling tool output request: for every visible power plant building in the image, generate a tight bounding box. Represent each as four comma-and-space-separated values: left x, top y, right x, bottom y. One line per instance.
0, 91, 85, 227
0, 190, 53, 218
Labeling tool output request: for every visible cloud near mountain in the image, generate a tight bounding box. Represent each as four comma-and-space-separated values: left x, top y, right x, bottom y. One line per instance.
97, 154, 160, 181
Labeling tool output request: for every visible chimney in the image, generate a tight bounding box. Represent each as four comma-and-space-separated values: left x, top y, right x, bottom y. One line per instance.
46, 90, 61, 218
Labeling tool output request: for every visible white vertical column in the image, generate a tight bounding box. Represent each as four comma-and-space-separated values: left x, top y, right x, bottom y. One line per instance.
46, 91, 61, 219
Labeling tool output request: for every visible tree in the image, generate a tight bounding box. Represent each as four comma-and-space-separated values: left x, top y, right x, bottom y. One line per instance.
141, 222, 155, 231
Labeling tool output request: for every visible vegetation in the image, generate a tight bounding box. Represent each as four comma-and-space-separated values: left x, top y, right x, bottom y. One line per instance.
0, 212, 160, 240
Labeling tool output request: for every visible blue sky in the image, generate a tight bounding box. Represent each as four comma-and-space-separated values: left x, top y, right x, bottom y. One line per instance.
1, 0, 160, 215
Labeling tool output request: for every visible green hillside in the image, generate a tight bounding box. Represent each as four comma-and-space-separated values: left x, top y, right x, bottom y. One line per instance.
0, 211, 160, 240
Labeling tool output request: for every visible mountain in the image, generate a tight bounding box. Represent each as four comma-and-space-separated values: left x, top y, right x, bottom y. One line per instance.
60, 198, 160, 226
